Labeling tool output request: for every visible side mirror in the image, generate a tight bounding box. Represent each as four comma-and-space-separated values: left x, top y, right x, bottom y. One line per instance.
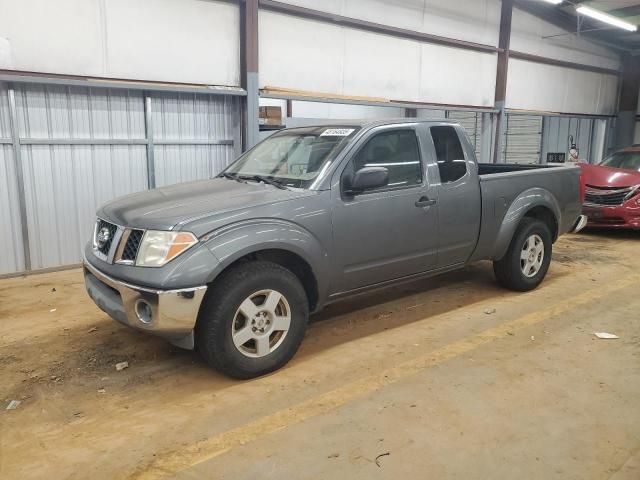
348, 166, 389, 194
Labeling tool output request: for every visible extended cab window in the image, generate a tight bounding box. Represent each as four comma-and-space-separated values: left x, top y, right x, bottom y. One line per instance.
430, 126, 467, 183
351, 129, 422, 189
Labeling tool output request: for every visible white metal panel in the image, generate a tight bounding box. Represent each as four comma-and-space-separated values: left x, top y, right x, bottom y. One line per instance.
154, 145, 236, 187
342, 30, 421, 100
0, 82, 10, 138
542, 116, 596, 164
0, 0, 240, 87
418, 44, 496, 107
277, 0, 501, 46
502, 115, 543, 164
16, 84, 146, 140
511, 8, 620, 71
0, 36, 14, 69
506, 59, 619, 116
21, 145, 147, 268
14, 84, 148, 269
0, 143, 25, 274
447, 111, 482, 158
105, 0, 240, 86
260, 12, 345, 94
0, 83, 25, 274
152, 93, 240, 187
288, 101, 405, 119
260, 11, 497, 107
0, 0, 104, 76
417, 109, 446, 119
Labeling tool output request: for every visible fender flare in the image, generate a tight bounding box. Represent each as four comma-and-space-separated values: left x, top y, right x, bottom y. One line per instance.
492, 188, 561, 261
201, 218, 330, 302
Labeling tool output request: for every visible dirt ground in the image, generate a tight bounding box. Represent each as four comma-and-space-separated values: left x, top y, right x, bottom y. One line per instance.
1, 229, 639, 480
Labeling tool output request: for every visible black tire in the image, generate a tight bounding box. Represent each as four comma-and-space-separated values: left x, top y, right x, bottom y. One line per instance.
196, 261, 309, 379
493, 217, 552, 292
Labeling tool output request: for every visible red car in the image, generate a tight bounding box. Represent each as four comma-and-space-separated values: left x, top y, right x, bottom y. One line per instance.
580, 145, 640, 229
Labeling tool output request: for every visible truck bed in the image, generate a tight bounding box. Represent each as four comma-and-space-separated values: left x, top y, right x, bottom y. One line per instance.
470, 161, 583, 263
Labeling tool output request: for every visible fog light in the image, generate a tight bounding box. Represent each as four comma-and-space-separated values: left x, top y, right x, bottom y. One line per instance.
135, 299, 153, 324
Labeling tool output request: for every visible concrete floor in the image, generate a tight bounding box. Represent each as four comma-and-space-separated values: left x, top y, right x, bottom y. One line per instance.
1, 230, 639, 480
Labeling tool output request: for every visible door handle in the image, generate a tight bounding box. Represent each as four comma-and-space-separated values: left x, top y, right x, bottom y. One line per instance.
415, 196, 437, 208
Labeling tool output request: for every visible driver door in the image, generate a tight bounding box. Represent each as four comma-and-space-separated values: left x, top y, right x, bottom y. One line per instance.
329, 125, 439, 294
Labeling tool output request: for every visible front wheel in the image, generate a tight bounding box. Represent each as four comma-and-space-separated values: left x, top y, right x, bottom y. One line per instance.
493, 218, 552, 292
196, 261, 309, 379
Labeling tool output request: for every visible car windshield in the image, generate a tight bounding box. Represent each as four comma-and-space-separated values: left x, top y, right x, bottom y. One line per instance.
599, 152, 640, 172
223, 126, 360, 188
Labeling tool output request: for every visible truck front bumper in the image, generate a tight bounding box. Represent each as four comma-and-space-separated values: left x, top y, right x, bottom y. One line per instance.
83, 259, 207, 349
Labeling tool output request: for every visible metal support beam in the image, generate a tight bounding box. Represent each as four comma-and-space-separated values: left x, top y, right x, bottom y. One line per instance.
241, 0, 260, 150
0, 71, 247, 96
144, 95, 156, 189
14, 138, 233, 146
261, 91, 498, 113
7, 85, 31, 271
492, 0, 514, 163
615, 54, 640, 150
480, 112, 494, 164
20, 138, 148, 145
286, 99, 293, 119
509, 51, 620, 77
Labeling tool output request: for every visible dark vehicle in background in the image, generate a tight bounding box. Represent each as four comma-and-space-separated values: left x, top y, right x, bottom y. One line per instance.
580, 145, 640, 229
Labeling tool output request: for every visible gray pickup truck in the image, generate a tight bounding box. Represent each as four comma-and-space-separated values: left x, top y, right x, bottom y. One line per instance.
84, 119, 586, 378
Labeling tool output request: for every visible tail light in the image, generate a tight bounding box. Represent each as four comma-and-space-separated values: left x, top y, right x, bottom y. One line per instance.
579, 170, 586, 204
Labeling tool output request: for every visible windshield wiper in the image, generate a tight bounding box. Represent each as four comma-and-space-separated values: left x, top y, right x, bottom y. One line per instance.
246, 175, 289, 190
219, 172, 246, 183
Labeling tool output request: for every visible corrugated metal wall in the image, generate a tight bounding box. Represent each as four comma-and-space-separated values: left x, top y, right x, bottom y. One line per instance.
15, 85, 149, 269
502, 114, 543, 164
152, 92, 241, 187
0, 82, 241, 274
0, 84, 25, 274
541, 116, 594, 164
446, 111, 482, 160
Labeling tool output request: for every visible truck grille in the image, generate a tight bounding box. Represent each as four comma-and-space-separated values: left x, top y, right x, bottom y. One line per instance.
95, 219, 118, 255
584, 185, 634, 206
121, 229, 144, 262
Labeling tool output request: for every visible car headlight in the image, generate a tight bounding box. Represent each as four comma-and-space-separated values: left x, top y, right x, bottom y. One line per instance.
136, 231, 198, 267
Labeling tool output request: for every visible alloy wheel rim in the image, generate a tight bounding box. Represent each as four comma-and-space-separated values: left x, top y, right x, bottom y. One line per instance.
520, 234, 544, 278
231, 289, 291, 358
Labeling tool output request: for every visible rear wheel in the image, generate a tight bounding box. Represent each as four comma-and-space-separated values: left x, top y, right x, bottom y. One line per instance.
196, 261, 309, 379
493, 218, 552, 292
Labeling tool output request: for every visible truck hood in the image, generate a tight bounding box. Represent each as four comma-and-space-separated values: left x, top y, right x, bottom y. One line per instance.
98, 178, 314, 231
579, 163, 640, 188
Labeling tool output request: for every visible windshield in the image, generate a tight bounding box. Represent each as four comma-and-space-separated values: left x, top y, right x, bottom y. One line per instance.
223, 126, 360, 188
599, 152, 640, 172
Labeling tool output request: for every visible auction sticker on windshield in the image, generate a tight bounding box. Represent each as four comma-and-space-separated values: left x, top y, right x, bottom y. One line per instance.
320, 128, 355, 137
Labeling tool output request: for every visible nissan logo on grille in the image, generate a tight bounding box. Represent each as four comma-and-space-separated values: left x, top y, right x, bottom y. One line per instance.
96, 227, 112, 249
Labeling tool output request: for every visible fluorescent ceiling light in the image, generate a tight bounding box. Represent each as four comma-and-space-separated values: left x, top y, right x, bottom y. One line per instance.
540, 0, 562, 4
576, 5, 638, 32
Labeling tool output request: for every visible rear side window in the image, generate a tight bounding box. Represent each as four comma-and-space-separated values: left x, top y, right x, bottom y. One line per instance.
352, 129, 422, 188
430, 126, 467, 183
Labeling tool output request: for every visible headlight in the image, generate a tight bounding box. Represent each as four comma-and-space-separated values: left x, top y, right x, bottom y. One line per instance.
136, 231, 198, 267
